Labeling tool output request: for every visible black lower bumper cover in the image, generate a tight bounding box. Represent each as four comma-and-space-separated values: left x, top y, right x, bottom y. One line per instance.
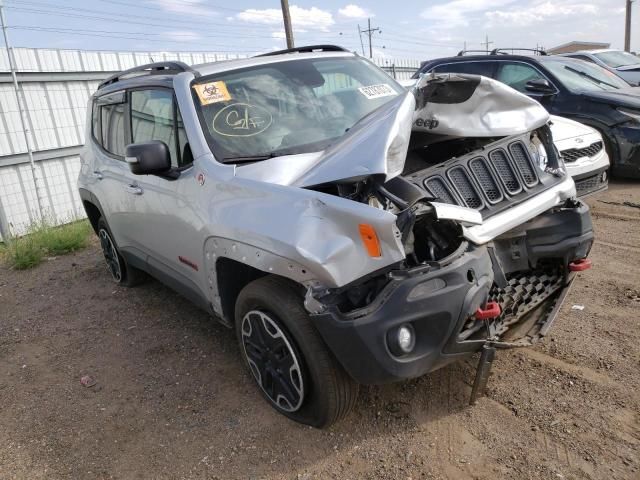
311, 202, 594, 385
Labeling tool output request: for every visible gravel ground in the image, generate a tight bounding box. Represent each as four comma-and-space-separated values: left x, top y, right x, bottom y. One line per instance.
1, 181, 639, 480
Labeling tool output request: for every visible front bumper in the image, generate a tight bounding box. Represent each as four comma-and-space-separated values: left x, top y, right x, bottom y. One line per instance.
311, 201, 593, 384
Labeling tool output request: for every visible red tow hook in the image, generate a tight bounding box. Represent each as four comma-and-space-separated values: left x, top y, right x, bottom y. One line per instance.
475, 301, 501, 320
569, 258, 592, 272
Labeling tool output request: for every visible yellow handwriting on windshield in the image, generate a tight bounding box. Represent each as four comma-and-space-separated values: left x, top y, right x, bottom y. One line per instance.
212, 103, 272, 137
226, 107, 266, 130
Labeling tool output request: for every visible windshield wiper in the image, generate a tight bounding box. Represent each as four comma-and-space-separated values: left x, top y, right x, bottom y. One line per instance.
565, 66, 620, 89
221, 153, 279, 164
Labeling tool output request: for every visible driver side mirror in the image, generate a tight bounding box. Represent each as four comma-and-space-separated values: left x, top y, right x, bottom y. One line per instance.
125, 141, 171, 175
525, 78, 555, 95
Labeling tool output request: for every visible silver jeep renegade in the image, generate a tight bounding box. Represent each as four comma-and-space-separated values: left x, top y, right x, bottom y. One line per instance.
78, 45, 594, 427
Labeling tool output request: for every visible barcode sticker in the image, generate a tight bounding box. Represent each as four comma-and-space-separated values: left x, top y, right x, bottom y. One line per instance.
358, 83, 396, 99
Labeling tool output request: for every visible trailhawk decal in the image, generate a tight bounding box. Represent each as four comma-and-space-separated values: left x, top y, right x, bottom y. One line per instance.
358, 83, 396, 99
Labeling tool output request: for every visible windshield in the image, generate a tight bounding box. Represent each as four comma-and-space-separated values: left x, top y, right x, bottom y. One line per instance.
543, 59, 630, 92
191, 57, 403, 162
594, 50, 640, 68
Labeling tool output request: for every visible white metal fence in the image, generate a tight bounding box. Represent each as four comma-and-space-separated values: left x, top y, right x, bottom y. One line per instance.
0, 47, 420, 240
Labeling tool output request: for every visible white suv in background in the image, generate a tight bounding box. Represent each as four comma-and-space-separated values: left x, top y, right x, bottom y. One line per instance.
549, 115, 609, 196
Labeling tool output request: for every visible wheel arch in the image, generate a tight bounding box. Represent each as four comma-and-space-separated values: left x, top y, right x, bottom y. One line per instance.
78, 188, 105, 235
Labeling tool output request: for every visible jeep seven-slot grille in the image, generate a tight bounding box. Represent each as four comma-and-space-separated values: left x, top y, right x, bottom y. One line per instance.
561, 141, 603, 163
421, 140, 542, 212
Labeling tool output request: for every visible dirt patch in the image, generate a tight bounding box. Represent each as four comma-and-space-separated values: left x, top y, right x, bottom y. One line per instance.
1, 181, 639, 480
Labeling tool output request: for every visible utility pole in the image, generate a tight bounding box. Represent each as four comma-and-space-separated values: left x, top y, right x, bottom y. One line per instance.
0, 0, 43, 222
624, 0, 634, 52
280, 0, 294, 48
481, 34, 493, 54
357, 25, 365, 56
362, 18, 381, 58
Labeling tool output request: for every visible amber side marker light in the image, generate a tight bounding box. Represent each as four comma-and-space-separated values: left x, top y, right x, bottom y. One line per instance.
358, 223, 381, 257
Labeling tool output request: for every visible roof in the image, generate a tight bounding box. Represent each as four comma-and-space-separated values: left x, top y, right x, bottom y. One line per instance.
193, 50, 355, 77
94, 47, 357, 94
547, 41, 610, 53
568, 49, 618, 55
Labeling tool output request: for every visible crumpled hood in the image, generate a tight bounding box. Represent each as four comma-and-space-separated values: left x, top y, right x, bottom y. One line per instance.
549, 115, 596, 141
235, 73, 550, 187
412, 72, 549, 137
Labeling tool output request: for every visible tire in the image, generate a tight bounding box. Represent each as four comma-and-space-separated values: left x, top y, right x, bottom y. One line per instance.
97, 217, 145, 287
235, 276, 359, 428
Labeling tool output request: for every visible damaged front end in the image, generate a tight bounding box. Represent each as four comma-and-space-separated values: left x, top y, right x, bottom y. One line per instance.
230, 71, 593, 389
296, 74, 593, 386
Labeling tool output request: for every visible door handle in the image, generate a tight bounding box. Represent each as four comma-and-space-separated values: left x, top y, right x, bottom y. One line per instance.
92, 170, 103, 180
125, 184, 143, 195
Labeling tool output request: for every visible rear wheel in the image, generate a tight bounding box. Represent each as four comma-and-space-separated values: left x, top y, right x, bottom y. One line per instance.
97, 217, 145, 287
235, 276, 359, 428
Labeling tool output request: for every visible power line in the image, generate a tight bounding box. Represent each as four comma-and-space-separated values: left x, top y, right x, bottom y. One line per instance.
7, 26, 264, 51
98, 0, 247, 13
3, 2, 277, 31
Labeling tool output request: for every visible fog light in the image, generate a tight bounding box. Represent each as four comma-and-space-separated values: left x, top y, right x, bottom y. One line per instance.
601, 170, 608, 183
388, 324, 416, 356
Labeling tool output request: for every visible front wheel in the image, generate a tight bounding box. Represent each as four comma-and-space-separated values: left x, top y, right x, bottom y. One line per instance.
97, 218, 145, 287
235, 276, 359, 428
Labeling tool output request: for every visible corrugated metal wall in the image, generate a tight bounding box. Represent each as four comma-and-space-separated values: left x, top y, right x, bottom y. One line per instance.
0, 48, 420, 240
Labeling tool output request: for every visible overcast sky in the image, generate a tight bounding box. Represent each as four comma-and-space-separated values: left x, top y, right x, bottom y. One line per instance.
1, 0, 638, 59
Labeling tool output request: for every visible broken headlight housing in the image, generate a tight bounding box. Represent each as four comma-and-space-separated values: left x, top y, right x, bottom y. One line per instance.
529, 128, 566, 177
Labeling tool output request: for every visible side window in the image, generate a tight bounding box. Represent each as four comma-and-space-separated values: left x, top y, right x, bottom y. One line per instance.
100, 103, 126, 157
431, 62, 496, 77
130, 89, 180, 167
496, 63, 546, 92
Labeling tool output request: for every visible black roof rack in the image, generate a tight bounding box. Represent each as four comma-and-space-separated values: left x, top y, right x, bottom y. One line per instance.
456, 50, 491, 56
490, 48, 547, 56
98, 61, 195, 89
255, 45, 349, 57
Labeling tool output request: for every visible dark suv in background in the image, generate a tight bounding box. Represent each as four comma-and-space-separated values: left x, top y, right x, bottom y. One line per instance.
412, 50, 640, 178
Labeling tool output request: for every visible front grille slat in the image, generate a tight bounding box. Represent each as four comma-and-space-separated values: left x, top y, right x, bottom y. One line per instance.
489, 149, 522, 195
469, 157, 503, 204
447, 166, 484, 209
509, 142, 538, 187
561, 141, 603, 163
425, 176, 458, 205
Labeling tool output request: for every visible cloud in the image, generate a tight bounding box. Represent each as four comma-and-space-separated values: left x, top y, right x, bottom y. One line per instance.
165, 30, 202, 42
420, 0, 516, 28
485, 2, 599, 26
236, 5, 334, 31
151, 0, 217, 17
338, 4, 372, 19
271, 30, 286, 40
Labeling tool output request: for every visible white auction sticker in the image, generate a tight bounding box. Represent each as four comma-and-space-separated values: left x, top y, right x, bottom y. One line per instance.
358, 83, 396, 99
